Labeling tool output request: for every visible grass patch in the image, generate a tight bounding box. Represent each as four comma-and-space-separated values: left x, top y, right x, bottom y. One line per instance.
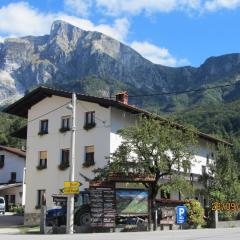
17, 225, 40, 234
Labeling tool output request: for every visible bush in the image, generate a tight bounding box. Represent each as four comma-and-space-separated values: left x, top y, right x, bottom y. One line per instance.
12, 205, 24, 215
185, 199, 205, 227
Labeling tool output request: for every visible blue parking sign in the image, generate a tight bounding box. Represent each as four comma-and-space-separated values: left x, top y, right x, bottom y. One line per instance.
176, 206, 187, 224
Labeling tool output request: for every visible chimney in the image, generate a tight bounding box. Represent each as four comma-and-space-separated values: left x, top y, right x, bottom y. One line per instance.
116, 91, 128, 104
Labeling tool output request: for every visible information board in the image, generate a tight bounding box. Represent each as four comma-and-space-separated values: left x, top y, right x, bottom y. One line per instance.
116, 189, 148, 215
90, 188, 116, 228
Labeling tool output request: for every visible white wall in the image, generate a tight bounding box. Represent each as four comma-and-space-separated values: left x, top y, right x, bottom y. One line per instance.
191, 139, 215, 175
0, 150, 25, 184
110, 108, 136, 154
25, 95, 217, 215
25, 95, 111, 214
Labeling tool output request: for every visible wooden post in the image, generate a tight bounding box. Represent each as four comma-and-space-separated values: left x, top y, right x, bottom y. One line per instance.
154, 209, 158, 231
214, 210, 218, 228
148, 184, 153, 231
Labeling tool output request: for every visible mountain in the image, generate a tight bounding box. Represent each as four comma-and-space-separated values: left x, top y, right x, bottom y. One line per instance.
1, 20, 240, 113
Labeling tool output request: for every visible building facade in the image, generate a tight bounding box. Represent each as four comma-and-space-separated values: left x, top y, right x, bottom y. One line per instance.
0, 146, 26, 210
3, 87, 231, 225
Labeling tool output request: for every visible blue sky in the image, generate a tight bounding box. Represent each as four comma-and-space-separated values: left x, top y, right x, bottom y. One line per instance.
0, 1, 240, 67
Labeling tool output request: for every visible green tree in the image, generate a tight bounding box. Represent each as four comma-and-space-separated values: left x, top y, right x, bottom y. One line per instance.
208, 144, 240, 203
95, 115, 198, 227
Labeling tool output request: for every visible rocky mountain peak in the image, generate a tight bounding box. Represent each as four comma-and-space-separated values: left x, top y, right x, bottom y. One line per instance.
1, 20, 240, 111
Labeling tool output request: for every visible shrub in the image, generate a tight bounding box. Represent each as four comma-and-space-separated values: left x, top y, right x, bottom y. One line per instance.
12, 205, 24, 215
185, 199, 205, 227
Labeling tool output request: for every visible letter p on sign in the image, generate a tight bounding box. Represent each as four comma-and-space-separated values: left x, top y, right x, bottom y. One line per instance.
176, 206, 187, 224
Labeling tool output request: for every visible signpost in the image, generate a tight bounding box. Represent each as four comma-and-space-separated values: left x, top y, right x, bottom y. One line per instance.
63, 181, 81, 194
176, 206, 187, 229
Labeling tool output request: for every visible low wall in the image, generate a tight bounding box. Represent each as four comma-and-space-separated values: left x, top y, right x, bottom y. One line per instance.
216, 220, 240, 228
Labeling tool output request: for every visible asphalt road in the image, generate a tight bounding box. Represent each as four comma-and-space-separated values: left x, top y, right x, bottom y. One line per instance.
0, 213, 23, 228
0, 228, 240, 240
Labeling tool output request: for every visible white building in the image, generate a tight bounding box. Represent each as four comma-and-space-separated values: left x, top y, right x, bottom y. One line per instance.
0, 146, 26, 210
3, 86, 231, 225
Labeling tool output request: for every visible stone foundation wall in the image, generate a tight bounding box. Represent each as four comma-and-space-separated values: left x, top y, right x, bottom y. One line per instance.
216, 220, 240, 228
24, 213, 41, 226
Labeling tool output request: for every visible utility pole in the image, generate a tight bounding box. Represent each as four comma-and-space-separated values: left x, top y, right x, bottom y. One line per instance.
66, 93, 76, 234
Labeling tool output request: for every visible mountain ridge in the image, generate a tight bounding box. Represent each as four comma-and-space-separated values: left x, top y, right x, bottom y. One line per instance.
1, 20, 240, 112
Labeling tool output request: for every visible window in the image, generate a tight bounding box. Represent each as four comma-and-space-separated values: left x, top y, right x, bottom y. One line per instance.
85, 111, 95, 125
10, 172, 16, 183
0, 155, 4, 168
84, 111, 96, 130
10, 195, 15, 204
37, 190, 46, 208
160, 190, 170, 199
61, 149, 69, 165
202, 165, 207, 175
39, 119, 48, 134
59, 149, 70, 170
38, 151, 47, 169
206, 154, 210, 165
60, 116, 70, 131
84, 146, 95, 167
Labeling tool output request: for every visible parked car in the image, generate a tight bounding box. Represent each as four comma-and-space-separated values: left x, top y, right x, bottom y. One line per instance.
0, 197, 5, 215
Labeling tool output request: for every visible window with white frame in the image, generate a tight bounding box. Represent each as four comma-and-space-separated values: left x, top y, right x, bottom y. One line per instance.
39, 151, 47, 169
84, 146, 95, 167
61, 116, 70, 130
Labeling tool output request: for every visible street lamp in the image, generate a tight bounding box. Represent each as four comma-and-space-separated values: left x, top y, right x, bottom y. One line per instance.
66, 93, 76, 234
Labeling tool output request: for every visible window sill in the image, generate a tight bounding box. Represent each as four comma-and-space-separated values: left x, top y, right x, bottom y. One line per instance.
58, 163, 70, 170
82, 162, 95, 168
8, 180, 16, 184
83, 123, 96, 131
59, 127, 70, 133
36, 165, 47, 170
38, 131, 48, 136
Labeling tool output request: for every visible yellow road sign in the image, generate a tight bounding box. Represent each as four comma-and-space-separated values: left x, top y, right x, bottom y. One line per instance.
64, 181, 81, 187
63, 187, 80, 194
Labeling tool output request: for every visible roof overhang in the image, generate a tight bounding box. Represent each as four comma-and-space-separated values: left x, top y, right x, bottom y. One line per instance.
0, 183, 22, 191
3, 86, 232, 146
0, 146, 26, 158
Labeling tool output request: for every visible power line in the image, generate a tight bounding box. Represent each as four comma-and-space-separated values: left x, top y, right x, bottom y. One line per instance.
27, 101, 71, 123
27, 99, 108, 125
107, 81, 240, 99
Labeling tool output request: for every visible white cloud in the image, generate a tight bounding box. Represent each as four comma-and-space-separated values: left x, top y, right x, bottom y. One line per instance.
131, 41, 190, 67
0, 2, 188, 67
96, 0, 240, 15
0, 36, 4, 42
204, 0, 240, 11
96, 0, 201, 16
64, 0, 93, 17
0, 2, 129, 42
0, 2, 54, 36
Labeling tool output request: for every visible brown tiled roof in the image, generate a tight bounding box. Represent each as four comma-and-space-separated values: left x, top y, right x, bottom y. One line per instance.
0, 145, 26, 158
3, 86, 232, 146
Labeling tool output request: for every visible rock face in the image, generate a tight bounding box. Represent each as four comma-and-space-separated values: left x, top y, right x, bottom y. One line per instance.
1, 20, 240, 110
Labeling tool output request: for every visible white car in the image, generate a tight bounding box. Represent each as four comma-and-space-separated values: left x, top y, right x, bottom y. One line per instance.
0, 197, 5, 215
